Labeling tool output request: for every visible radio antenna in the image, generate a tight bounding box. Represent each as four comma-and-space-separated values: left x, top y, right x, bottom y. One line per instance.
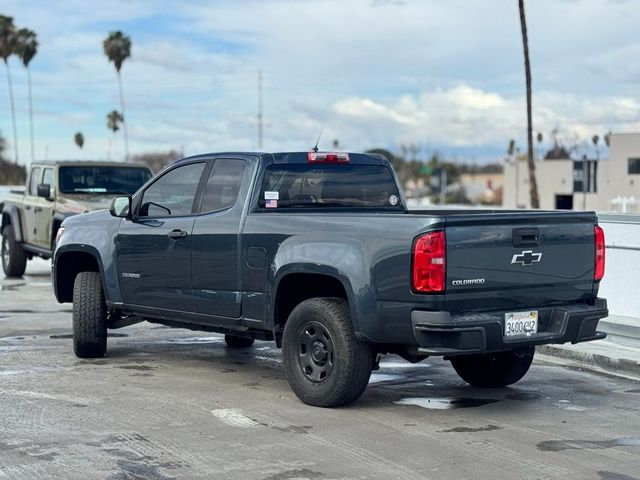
312, 127, 323, 153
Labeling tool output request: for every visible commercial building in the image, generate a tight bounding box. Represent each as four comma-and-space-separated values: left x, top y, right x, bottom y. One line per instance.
503, 133, 640, 212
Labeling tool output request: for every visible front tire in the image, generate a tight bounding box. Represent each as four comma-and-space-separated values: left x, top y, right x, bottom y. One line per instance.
224, 335, 254, 348
73, 271, 107, 358
282, 297, 374, 407
1, 225, 27, 278
450, 346, 535, 388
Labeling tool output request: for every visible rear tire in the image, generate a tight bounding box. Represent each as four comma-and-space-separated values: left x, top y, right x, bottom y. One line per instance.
224, 335, 254, 348
73, 271, 107, 358
450, 346, 535, 388
1, 225, 27, 278
282, 297, 374, 407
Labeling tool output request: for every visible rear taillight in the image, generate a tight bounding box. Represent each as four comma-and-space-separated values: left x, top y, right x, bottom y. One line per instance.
308, 152, 350, 163
594, 225, 605, 281
412, 231, 446, 293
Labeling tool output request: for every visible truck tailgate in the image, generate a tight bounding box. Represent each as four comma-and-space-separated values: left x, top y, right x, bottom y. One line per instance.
443, 211, 597, 312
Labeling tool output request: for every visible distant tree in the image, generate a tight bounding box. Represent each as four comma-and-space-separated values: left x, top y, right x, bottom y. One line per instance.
604, 131, 611, 148
130, 150, 182, 172
74, 132, 84, 149
0, 15, 18, 164
15, 28, 37, 162
536, 131, 543, 160
106, 110, 124, 160
0, 130, 27, 184
592, 134, 600, 160
103, 31, 131, 159
107, 110, 123, 133
518, 0, 539, 208
0, 129, 6, 160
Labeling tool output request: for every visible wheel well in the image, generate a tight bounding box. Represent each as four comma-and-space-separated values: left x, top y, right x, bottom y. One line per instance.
55, 251, 100, 302
1, 211, 11, 230
51, 220, 62, 249
273, 273, 348, 332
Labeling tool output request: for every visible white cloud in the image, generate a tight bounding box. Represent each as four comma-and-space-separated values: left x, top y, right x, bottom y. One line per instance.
1, 0, 639, 163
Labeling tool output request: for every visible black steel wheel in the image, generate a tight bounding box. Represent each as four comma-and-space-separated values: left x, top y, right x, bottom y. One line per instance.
450, 346, 535, 388
296, 320, 335, 383
1, 225, 27, 278
282, 297, 374, 407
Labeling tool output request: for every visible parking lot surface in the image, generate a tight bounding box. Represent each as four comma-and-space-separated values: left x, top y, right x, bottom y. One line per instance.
1, 260, 640, 480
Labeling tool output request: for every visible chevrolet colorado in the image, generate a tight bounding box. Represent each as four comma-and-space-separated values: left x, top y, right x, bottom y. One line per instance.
52, 151, 608, 407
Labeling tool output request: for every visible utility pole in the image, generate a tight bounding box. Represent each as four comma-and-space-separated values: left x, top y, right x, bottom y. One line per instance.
257, 69, 263, 150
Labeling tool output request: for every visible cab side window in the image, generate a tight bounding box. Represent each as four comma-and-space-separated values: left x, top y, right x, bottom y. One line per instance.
42, 168, 55, 190
29, 167, 42, 196
199, 159, 246, 213
139, 162, 205, 218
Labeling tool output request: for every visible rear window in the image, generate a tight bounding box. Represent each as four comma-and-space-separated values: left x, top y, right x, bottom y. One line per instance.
59, 166, 152, 195
259, 164, 401, 209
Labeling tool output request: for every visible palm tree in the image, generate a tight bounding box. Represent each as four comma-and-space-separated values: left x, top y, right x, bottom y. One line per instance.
103, 31, 131, 160
592, 134, 600, 160
74, 131, 84, 149
15, 28, 37, 163
0, 15, 19, 164
518, 0, 539, 208
106, 110, 123, 160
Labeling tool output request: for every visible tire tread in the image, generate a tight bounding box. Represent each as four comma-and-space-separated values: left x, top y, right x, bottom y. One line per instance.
73, 271, 107, 358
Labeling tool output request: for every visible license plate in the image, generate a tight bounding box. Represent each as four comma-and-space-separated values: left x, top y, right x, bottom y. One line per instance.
504, 311, 538, 337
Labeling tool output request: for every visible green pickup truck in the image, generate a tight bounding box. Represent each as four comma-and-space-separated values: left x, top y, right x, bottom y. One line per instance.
1, 161, 152, 277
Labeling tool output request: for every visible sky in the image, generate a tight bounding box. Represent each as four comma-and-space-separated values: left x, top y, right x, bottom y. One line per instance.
1, 0, 639, 165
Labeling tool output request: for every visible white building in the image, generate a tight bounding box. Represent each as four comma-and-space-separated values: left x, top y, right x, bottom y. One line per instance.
503, 133, 640, 212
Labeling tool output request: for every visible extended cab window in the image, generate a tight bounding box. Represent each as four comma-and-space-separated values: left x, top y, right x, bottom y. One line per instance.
139, 162, 205, 217
199, 159, 246, 213
259, 164, 402, 209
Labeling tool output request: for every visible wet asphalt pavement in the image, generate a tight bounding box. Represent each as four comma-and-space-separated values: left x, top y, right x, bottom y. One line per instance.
1, 260, 640, 479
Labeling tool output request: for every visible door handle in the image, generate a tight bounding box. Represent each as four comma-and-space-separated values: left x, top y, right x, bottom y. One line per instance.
24, 205, 32, 210
167, 229, 188, 239
34, 206, 42, 213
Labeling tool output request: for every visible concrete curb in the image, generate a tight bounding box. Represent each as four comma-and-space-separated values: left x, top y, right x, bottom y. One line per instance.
538, 343, 640, 381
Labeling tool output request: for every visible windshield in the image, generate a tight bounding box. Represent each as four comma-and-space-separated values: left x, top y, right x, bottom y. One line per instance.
58, 166, 152, 195
259, 164, 402, 210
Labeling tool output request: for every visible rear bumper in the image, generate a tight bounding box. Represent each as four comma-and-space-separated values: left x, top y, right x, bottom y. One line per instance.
411, 298, 608, 356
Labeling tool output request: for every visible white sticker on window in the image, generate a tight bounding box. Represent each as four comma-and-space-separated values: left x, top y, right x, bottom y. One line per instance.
389, 194, 398, 206
264, 191, 279, 200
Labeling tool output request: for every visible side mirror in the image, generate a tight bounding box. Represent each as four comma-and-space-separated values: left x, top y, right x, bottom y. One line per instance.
110, 196, 132, 218
37, 184, 51, 200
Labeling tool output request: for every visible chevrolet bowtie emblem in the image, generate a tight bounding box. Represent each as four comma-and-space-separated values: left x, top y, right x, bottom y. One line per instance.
511, 250, 542, 266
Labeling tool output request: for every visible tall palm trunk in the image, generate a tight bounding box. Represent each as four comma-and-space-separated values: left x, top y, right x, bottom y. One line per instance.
27, 66, 34, 162
117, 71, 129, 161
4, 60, 19, 164
518, 0, 539, 208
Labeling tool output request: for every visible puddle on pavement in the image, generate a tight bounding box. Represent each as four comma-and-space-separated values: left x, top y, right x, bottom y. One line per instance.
156, 336, 225, 345
537, 437, 640, 452
506, 392, 542, 401
380, 361, 433, 369
393, 397, 500, 410
369, 373, 405, 384
1, 284, 26, 291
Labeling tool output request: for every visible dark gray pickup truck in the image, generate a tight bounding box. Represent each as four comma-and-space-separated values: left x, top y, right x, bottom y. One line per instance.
52, 151, 608, 407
